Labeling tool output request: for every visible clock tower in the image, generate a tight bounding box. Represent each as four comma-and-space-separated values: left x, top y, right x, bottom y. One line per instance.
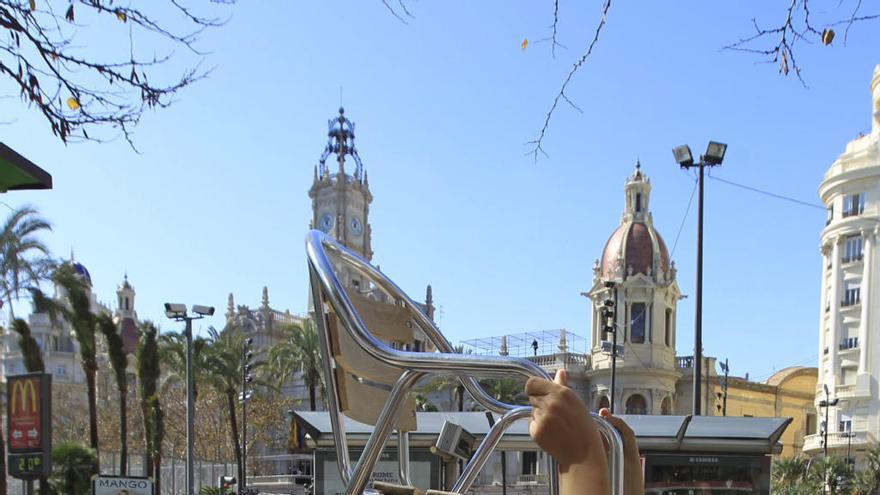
309, 107, 373, 290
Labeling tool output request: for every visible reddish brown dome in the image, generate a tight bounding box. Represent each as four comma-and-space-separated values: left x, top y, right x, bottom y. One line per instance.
600, 221, 670, 280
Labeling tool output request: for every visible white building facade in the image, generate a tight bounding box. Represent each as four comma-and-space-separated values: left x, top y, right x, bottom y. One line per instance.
805, 64, 880, 457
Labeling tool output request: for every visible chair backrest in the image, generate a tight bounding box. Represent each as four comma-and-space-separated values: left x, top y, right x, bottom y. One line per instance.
325, 288, 419, 431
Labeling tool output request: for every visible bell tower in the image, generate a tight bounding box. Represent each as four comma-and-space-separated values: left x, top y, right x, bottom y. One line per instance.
308, 108, 373, 290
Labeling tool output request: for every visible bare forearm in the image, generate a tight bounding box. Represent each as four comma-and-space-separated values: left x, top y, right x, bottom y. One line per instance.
558, 455, 610, 495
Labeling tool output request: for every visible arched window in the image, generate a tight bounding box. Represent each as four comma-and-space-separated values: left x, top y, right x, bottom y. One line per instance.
660, 397, 672, 415
597, 395, 610, 412
625, 394, 648, 415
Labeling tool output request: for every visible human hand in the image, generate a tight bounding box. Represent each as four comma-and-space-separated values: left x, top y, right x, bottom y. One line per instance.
599, 408, 644, 495
526, 370, 607, 478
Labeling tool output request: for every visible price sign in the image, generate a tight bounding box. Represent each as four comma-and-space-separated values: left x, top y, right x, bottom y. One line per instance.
7, 452, 50, 479
6, 373, 52, 480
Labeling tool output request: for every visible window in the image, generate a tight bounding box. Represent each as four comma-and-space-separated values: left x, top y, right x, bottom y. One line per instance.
661, 397, 672, 415
840, 337, 859, 350
635, 193, 642, 212
124, 297, 130, 311
843, 282, 861, 306
664, 309, 672, 347
827, 204, 834, 225
839, 414, 852, 433
596, 395, 610, 412
521, 451, 538, 475
843, 193, 865, 217
806, 413, 817, 435
843, 235, 863, 263
630, 303, 647, 344
625, 394, 648, 414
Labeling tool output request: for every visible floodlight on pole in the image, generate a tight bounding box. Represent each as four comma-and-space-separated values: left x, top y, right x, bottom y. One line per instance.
671, 139, 728, 416
164, 301, 215, 495
672, 144, 694, 167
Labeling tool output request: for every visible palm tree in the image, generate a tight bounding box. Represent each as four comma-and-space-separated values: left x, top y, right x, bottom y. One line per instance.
98, 313, 130, 476
204, 324, 248, 487
421, 344, 468, 412
53, 262, 100, 455
0, 205, 53, 315
159, 330, 209, 402
11, 318, 44, 372
137, 322, 162, 488
771, 456, 816, 495
267, 320, 323, 411
49, 442, 99, 495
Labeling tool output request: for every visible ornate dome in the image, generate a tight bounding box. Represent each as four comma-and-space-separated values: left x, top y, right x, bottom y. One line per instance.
599, 163, 672, 281
600, 222, 670, 279
66, 260, 92, 286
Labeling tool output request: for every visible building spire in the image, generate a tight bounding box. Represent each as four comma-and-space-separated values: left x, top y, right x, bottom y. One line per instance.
226, 293, 235, 321
318, 107, 365, 181
262, 286, 269, 309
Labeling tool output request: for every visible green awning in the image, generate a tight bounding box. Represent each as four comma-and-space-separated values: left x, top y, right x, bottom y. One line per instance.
0, 142, 52, 192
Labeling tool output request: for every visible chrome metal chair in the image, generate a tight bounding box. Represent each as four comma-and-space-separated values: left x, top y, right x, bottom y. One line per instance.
306, 230, 624, 495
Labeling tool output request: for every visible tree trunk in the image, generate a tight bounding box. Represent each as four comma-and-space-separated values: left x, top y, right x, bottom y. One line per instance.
120, 387, 128, 475
142, 402, 154, 477
154, 451, 162, 494
86, 362, 99, 460
226, 389, 242, 488
309, 381, 317, 412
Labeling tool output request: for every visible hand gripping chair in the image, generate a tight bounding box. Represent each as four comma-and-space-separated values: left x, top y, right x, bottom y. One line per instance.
306, 230, 625, 495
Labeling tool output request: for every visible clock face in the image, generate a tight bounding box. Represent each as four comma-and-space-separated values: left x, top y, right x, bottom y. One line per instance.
319, 213, 334, 233
350, 216, 363, 236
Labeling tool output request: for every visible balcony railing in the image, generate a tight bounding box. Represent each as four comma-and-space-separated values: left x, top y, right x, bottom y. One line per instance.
677, 356, 695, 368
840, 337, 859, 350
516, 474, 548, 485
526, 352, 590, 369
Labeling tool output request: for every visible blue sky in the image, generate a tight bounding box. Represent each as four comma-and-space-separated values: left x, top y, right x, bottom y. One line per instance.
2, 1, 879, 382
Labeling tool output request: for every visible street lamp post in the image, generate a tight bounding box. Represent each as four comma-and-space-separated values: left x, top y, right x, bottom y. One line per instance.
672, 141, 728, 416
819, 383, 839, 458
603, 282, 619, 413
240, 337, 255, 495
165, 303, 216, 495
719, 359, 729, 416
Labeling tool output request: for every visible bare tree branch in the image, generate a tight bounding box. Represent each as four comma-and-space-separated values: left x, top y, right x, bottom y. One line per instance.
724, 0, 878, 84
0, 0, 233, 148
526, 0, 611, 161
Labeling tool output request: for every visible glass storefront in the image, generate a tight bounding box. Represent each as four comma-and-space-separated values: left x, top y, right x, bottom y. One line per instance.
644, 454, 772, 495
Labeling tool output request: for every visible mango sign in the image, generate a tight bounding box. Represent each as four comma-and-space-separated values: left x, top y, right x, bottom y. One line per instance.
93, 476, 154, 495
7, 375, 45, 452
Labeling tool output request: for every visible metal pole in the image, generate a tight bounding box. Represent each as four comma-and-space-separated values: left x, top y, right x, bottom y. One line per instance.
610, 286, 618, 414
186, 318, 195, 495
824, 390, 830, 458
241, 344, 248, 495
693, 160, 704, 416
722, 358, 728, 417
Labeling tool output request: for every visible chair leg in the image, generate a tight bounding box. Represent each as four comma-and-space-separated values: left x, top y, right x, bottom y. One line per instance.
347, 371, 425, 495
452, 407, 533, 493
398, 430, 411, 486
